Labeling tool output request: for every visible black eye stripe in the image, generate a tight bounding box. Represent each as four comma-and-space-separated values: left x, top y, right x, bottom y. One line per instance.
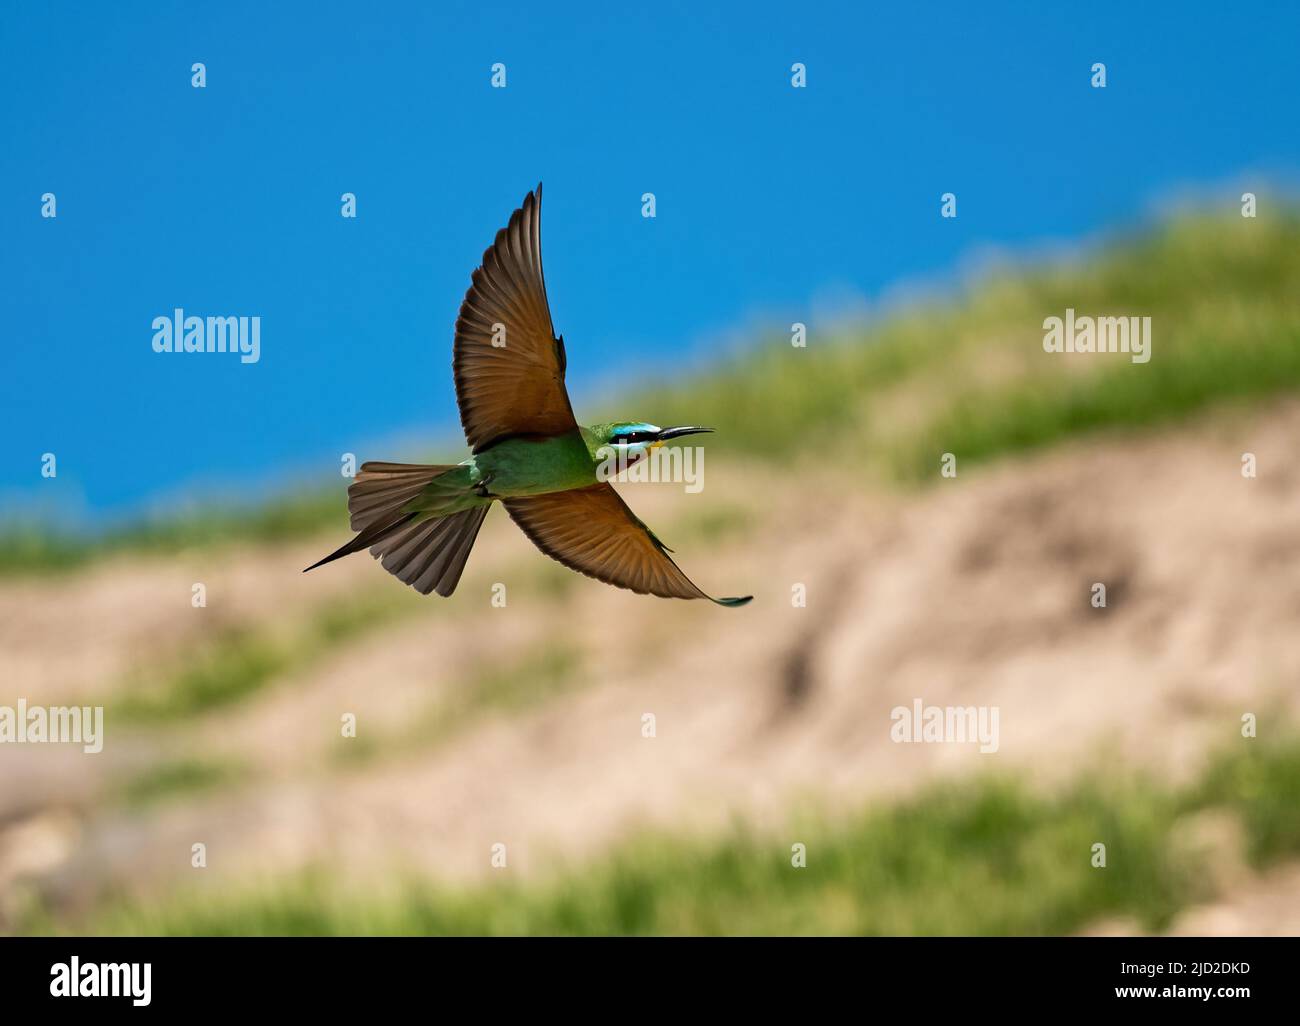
617, 431, 655, 444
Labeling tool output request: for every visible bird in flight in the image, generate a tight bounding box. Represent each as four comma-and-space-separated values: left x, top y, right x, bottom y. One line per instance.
306, 185, 751, 607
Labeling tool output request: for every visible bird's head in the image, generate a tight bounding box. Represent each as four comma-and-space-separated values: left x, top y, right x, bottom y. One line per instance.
591, 422, 714, 467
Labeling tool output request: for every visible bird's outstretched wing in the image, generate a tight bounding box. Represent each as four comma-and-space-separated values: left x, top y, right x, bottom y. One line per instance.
504, 483, 752, 606
453, 184, 578, 453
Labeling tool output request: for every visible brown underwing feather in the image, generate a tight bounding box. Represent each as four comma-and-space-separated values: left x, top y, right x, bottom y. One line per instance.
504, 483, 732, 602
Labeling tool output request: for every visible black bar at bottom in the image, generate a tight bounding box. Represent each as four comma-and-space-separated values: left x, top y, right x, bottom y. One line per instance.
0, 936, 1286, 1013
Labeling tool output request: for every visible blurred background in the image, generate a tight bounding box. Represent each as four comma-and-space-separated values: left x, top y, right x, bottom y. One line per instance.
3, 1, 1300, 934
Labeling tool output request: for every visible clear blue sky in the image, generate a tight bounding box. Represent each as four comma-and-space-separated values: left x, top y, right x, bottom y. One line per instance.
2, 1, 1297, 525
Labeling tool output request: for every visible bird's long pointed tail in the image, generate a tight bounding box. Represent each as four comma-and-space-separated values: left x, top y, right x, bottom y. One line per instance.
301, 511, 418, 574
303, 461, 490, 596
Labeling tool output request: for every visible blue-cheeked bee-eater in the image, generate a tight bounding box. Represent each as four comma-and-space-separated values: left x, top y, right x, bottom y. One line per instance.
306, 185, 752, 607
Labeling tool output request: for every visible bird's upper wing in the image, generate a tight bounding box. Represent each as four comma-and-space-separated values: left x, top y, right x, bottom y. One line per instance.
453, 184, 578, 453
504, 483, 752, 606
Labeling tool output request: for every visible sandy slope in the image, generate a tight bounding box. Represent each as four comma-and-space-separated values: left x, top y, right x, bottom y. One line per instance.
4, 400, 1300, 930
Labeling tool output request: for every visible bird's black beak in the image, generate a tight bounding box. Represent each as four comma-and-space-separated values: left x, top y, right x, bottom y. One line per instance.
655, 426, 715, 441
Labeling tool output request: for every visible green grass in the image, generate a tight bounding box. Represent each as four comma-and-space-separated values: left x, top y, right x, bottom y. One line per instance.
630, 209, 1300, 479
335, 642, 585, 765
899, 293, 1300, 478
453, 642, 582, 719
1192, 735, 1300, 865
45, 732, 1300, 936
0, 488, 347, 575
117, 758, 249, 808
113, 586, 424, 723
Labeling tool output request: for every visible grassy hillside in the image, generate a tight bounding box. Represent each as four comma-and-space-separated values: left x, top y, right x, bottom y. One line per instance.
4, 208, 1299, 574
34, 732, 1300, 936
9, 205, 1300, 939
637, 209, 1300, 475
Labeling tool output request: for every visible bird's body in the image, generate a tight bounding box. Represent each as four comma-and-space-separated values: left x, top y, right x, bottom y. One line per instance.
468, 429, 601, 499
411, 425, 665, 506
306, 186, 750, 607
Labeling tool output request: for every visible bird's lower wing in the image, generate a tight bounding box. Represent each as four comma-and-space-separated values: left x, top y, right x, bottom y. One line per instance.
503, 483, 751, 606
